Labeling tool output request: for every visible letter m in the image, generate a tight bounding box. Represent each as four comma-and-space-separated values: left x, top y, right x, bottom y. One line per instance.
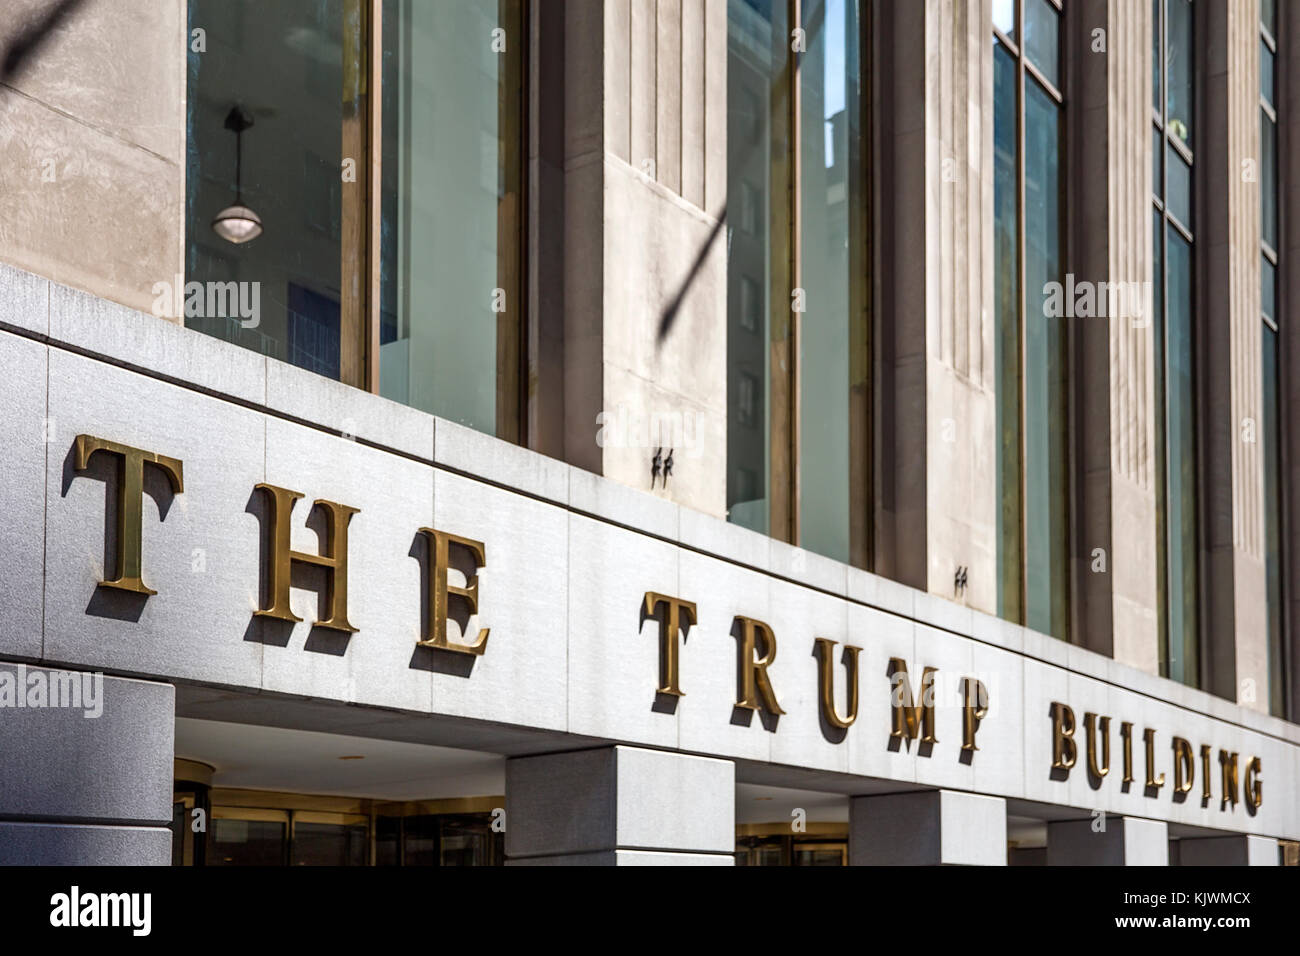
101, 893, 129, 927
53, 671, 81, 709
207, 281, 239, 318
888, 658, 938, 745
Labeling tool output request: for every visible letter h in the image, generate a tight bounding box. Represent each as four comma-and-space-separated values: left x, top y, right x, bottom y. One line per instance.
255, 483, 359, 632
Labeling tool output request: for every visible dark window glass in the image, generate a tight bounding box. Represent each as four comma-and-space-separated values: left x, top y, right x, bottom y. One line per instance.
1152, 0, 1162, 111
736, 839, 788, 866
1024, 0, 1061, 87
1166, 144, 1193, 228
1262, 114, 1278, 249
1262, 256, 1276, 324
374, 815, 401, 866
1166, 0, 1194, 144
439, 817, 500, 865
994, 39, 1022, 625
207, 818, 286, 866
1153, 0, 1199, 688
186, 0, 347, 375
1262, 327, 1284, 715
1152, 210, 1167, 671
402, 814, 440, 866
1261, 39, 1275, 106
291, 822, 368, 865
1152, 124, 1164, 196
1261, 5, 1284, 718
727, 0, 868, 564
171, 802, 187, 867
793, 845, 846, 865
994, 11, 1068, 640
726, 0, 787, 535
1164, 227, 1198, 685
1023, 80, 1068, 639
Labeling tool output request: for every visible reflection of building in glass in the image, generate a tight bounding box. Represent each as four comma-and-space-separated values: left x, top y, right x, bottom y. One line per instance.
725, 0, 776, 533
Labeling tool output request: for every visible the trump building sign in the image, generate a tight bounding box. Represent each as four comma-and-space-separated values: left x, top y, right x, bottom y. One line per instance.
70, 433, 1266, 814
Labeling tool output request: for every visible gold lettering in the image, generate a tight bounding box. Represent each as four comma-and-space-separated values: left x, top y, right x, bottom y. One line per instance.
961, 678, 988, 751
1083, 712, 1110, 778
73, 435, 184, 595
643, 592, 696, 695
1200, 743, 1213, 800
1120, 721, 1134, 783
417, 528, 489, 655
1171, 736, 1194, 794
813, 638, 860, 729
255, 484, 358, 633
733, 617, 785, 715
1143, 728, 1165, 790
1244, 756, 1263, 809
1049, 702, 1076, 770
1219, 750, 1239, 809
891, 660, 938, 744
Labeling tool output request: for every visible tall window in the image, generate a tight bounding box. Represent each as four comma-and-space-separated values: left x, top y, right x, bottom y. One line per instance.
993, 0, 1069, 640
1152, 0, 1199, 686
1260, 0, 1286, 716
185, 0, 526, 440
378, 0, 526, 439
726, 0, 870, 567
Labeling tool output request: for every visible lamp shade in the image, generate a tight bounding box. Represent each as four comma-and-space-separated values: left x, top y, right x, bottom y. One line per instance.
212, 204, 263, 244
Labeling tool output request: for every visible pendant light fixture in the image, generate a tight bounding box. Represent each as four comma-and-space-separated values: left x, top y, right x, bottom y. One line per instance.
212, 105, 263, 244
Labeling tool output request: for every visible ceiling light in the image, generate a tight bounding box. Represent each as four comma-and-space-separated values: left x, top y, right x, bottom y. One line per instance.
213, 105, 263, 244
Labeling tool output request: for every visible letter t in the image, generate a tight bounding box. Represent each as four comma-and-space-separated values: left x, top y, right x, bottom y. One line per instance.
74, 435, 184, 595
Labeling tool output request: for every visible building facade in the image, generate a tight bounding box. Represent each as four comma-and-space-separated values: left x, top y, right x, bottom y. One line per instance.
0, 0, 1297, 865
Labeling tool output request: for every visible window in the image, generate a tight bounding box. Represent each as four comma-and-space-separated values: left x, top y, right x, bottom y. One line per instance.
1261, 0, 1286, 716
735, 832, 848, 865
184, 0, 526, 441
177, 786, 505, 866
993, 0, 1069, 640
1152, 0, 1199, 686
290, 816, 369, 866
378, 0, 526, 439
726, 0, 871, 567
208, 811, 289, 866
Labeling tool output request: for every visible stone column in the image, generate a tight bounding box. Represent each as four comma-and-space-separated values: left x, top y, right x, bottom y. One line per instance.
1200, 0, 1268, 709
1045, 816, 1168, 865
504, 746, 735, 865
557, 0, 727, 517
1178, 834, 1279, 866
0, 663, 174, 864
1070, 0, 1161, 673
849, 790, 1007, 866
874, 0, 997, 608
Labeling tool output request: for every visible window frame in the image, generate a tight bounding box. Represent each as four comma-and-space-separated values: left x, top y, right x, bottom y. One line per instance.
185, 0, 529, 444
1151, 0, 1203, 688
1260, 2, 1289, 718
725, 0, 873, 569
993, 0, 1071, 640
